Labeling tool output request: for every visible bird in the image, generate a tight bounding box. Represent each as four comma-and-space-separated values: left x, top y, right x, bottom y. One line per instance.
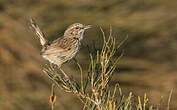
29, 18, 91, 69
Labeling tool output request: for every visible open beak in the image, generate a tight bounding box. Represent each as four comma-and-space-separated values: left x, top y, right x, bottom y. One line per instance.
84, 25, 92, 29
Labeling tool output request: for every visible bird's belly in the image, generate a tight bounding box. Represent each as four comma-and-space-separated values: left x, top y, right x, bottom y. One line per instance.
42, 55, 60, 65
42, 44, 80, 65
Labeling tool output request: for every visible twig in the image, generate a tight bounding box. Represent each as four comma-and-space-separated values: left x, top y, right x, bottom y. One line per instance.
49, 83, 56, 110
138, 96, 142, 110
167, 89, 173, 110
92, 89, 101, 110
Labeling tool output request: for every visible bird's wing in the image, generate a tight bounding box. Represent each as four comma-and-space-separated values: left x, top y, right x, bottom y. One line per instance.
42, 37, 77, 56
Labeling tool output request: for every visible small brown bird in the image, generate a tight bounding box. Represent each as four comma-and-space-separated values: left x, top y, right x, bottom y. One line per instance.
30, 18, 91, 68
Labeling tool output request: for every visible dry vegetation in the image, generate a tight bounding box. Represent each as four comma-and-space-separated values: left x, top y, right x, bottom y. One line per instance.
43, 28, 173, 110
0, 0, 177, 110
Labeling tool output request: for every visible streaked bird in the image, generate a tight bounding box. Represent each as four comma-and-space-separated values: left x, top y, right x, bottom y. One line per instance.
30, 18, 91, 68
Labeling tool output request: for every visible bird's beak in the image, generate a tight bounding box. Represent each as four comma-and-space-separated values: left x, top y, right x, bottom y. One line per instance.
84, 25, 92, 29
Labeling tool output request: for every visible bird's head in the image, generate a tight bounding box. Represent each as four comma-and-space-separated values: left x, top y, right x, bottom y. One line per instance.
64, 23, 91, 41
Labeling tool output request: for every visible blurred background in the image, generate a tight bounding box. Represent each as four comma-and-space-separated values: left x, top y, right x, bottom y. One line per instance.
0, 0, 177, 110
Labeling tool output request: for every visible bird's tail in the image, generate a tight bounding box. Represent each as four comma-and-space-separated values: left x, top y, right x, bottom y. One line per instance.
29, 18, 48, 46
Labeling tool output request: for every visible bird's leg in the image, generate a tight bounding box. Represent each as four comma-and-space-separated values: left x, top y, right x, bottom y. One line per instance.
59, 68, 70, 79
50, 63, 55, 69
57, 64, 80, 90
57, 64, 70, 80
73, 58, 77, 63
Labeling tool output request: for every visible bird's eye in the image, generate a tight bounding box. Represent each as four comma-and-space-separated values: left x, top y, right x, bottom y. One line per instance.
75, 27, 80, 29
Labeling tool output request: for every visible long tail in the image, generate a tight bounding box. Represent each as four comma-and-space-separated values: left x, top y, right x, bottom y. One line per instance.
29, 18, 48, 46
